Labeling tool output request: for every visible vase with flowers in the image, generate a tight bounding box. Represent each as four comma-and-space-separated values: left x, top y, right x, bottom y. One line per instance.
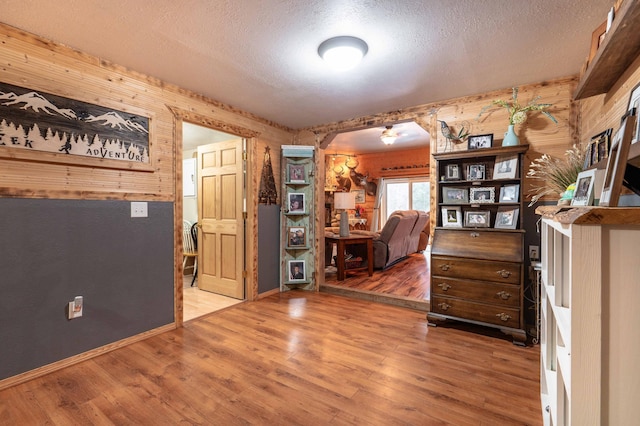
479, 87, 558, 146
526, 144, 585, 206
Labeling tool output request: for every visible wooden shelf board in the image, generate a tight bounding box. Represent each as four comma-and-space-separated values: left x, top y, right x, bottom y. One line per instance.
575, 0, 640, 99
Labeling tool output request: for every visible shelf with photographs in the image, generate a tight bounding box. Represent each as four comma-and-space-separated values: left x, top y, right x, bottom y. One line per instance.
429, 144, 529, 345
280, 145, 316, 291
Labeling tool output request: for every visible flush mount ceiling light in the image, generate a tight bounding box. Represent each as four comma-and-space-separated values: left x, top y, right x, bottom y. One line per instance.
318, 36, 368, 71
380, 125, 398, 145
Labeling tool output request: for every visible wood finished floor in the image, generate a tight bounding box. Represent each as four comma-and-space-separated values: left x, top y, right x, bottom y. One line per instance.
0, 291, 542, 425
182, 276, 243, 322
323, 250, 430, 310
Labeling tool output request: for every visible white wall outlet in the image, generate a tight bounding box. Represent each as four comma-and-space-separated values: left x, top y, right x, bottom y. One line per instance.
529, 245, 539, 261
131, 201, 148, 218
68, 296, 83, 319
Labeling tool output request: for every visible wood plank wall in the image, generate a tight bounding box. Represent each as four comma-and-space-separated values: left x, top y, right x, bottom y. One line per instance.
305, 77, 578, 237
0, 23, 294, 310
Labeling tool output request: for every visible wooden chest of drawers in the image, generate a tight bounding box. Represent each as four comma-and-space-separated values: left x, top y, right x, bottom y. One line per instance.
428, 230, 526, 345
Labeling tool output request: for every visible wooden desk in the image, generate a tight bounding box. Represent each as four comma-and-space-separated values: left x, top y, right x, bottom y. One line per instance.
325, 234, 374, 281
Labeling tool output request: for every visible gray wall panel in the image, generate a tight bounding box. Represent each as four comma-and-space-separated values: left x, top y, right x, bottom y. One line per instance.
0, 198, 174, 380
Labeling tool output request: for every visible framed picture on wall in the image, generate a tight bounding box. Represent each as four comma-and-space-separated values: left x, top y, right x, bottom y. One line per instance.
351, 189, 365, 203
287, 226, 307, 247
288, 164, 306, 183
288, 192, 305, 213
288, 260, 306, 281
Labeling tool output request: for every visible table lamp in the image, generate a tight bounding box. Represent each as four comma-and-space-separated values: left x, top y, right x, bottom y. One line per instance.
334, 192, 355, 237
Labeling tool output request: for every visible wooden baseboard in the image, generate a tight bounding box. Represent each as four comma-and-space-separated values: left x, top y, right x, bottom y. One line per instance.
0, 323, 175, 391
257, 287, 280, 299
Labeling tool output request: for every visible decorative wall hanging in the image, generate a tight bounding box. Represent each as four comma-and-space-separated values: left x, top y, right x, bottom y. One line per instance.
0, 82, 150, 170
258, 146, 278, 204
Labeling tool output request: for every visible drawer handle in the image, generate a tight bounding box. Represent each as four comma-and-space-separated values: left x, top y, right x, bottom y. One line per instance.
440, 264, 451, 271
496, 291, 512, 300
497, 269, 512, 278
469, 232, 480, 238
437, 302, 451, 311
496, 313, 511, 322
438, 283, 452, 291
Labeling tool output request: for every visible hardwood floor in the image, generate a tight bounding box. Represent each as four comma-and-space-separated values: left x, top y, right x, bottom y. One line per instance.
183, 276, 243, 322
0, 291, 542, 425
322, 250, 431, 311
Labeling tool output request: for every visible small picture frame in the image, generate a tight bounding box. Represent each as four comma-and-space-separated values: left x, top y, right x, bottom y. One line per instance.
493, 155, 518, 179
288, 260, 306, 281
571, 169, 597, 206
465, 211, 490, 228
288, 164, 306, 183
467, 164, 485, 181
445, 164, 461, 180
351, 189, 365, 203
583, 141, 595, 169
597, 129, 612, 161
442, 206, 462, 228
469, 187, 495, 203
288, 192, 305, 213
600, 113, 636, 206
442, 187, 468, 204
468, 134, 493, 149
288, 226, 306, 247
627, 82, 640, 143
588, 21, 607, 65
499, 184, 520, 203
495, 207, 519, 229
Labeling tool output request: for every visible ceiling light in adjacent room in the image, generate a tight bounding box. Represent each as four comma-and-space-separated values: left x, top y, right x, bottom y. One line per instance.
318, 36, 368, 71
380, 125, 398, 145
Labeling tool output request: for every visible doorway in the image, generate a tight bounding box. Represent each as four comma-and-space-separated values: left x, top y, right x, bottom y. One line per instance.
182, 122, 244, 321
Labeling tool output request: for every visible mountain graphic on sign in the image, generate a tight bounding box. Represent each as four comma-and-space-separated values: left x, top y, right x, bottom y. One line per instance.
84, 111, 149, 134
0, 90, 77, 119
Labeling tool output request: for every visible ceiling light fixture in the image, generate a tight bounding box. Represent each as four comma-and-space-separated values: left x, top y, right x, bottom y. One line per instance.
318, 36, 368, 71
380, 125, 398, 145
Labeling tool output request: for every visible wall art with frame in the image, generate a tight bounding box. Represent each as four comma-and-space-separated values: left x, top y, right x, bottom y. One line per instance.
571, 169, 597, 206
0, 81, 152, 171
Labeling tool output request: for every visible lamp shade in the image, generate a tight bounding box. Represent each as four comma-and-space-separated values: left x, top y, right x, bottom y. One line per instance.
334, 192, 356, 210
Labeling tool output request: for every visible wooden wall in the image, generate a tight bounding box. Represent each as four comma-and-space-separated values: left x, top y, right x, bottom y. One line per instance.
0, 22, 293, 387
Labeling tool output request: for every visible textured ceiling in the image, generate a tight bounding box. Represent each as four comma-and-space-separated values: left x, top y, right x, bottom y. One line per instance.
1, 0, 612, 138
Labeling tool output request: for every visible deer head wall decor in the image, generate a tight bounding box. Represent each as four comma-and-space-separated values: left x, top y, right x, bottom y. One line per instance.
345, 158, 377, 196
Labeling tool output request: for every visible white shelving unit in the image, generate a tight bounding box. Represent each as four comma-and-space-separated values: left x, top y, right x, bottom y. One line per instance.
537, 206, 640, 426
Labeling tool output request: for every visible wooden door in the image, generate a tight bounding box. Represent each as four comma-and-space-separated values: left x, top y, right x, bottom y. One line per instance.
196, 139, 244, 299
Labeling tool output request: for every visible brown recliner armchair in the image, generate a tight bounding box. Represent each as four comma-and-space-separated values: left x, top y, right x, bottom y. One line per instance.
407, 210, 430, 254
357, 210, 419, 269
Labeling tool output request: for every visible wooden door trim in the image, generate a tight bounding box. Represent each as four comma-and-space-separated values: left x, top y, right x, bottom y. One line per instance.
169, 106, 260, 327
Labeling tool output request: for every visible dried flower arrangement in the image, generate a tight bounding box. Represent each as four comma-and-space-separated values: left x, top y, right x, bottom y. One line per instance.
526, 144, 585, 206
